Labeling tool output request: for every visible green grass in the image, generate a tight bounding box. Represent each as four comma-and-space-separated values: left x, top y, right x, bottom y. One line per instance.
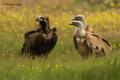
0, 50, 120, 80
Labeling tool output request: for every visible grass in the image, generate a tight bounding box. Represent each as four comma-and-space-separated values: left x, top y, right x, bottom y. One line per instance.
0, 50, 120, 80
0, 0, 120, 80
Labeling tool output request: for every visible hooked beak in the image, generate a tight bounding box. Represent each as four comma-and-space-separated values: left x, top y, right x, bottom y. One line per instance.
69, 22, 73, 25
71, 17, 76, 20
36, 18, 39, 22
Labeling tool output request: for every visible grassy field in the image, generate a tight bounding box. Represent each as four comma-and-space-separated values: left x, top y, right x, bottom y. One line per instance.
0, 0, 120, 80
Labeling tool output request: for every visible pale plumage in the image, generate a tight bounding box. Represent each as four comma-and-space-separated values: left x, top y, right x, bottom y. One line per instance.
72, 15, 93, 32
70, 21, 111, 58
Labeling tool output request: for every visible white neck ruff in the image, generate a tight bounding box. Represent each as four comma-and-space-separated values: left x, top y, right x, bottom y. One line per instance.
74, 28, 86, 37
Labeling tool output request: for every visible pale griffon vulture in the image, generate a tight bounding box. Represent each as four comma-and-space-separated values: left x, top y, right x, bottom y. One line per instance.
69, 21, 112, 58
21, 16, 57, 58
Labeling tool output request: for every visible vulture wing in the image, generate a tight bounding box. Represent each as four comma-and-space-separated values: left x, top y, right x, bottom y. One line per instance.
47, 29, 57, 51
24, 30, 37, 39
21, 32, 43, 54
48, 33, 57, 52
85, 25, 93, 32
74, 35, 78, 50
85, 33, 111, 56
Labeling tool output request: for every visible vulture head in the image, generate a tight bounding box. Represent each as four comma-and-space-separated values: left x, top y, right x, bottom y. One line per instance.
36, 16, 50, 33
72, 15, 86, 25
72, 15, 93, 32
70, 21, 86, 37
70, 21, 85, 29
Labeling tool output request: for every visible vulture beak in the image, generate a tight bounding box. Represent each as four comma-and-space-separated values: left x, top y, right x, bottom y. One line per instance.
69, 22, 74, 25
36, 18, 39, 22
52, 27, 57, 32
71, 17, 76, 20
69, 23, 73, 25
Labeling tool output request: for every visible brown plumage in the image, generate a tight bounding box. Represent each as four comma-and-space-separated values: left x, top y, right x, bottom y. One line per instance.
21, 16, 57, 58
70, 21, 111, 58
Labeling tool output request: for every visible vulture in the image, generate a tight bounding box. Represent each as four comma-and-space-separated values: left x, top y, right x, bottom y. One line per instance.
69, 21, 112, 58
21, 16, 57, 58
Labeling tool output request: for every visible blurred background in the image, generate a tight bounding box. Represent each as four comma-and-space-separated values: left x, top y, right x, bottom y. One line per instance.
0, 0, 120, 10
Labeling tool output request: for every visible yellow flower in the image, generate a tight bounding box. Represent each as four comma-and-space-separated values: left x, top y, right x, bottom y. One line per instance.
2, 53, 5, 56
21, 64, 24, 67
40, 69, 42, 72
55, 65, 58, 67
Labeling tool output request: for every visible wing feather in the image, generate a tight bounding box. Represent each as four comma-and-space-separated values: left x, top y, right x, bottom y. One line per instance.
85, 33, 111, 56
74, 35, 78, 50
49, 32, 57, 50
22, 32, 43, 53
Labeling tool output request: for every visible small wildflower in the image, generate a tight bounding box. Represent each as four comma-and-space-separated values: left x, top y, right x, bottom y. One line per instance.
67, 50, 70, 54
2, 53, 5, 56
46, 65, 50, 68
18, 64, 20, 68
40, 69, 42, 72
11, 54, 14, 57
55, 65, 58, 67
21, 64, 24, 67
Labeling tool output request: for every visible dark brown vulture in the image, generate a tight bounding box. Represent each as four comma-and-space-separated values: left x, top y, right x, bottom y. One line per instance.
21, 16, 57, 58
69, 21, 112, 58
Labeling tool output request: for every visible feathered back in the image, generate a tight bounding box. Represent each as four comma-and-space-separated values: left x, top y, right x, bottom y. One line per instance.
85, 25, 93, 32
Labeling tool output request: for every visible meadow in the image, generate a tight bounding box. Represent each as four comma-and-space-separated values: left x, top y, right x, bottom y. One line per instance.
0, 0, 120, 80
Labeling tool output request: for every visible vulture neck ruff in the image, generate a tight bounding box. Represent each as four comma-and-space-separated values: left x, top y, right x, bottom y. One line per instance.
39, 21, 48, 33
74, 21, 86, 37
